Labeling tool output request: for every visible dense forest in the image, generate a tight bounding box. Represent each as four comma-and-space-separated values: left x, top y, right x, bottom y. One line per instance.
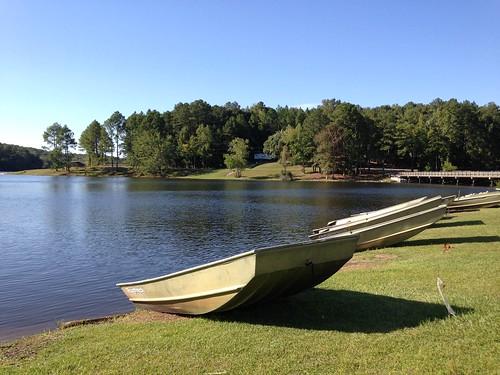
117, 98, 500, 175
0, 143, 47, 171
7, 98, 500, 175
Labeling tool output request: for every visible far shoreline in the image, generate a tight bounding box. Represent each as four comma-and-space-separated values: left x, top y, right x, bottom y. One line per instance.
8, 163, 392, 184
7, 166, 498, 188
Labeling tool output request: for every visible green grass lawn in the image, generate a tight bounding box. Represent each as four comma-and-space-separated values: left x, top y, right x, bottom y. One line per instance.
14, 162, 384, 182
13, 168, 68, 176
14, 163, 307, 180
13, 167, 131, 177
1, 209, 499, 374
175, 162, 310, 180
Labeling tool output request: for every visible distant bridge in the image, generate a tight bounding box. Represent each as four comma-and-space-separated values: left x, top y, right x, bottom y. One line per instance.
397, 171, 500, 186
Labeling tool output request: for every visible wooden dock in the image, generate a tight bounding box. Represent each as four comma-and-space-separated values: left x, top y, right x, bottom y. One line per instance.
397, 171, 500, 186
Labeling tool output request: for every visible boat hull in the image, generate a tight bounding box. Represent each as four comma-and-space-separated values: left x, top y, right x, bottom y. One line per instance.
117, 234, 358, 315
311, 197, 428, 234
311, 205, 447, 251
310, 196, 443, 239
448, 192, 500, 211
217, 257, 349, 312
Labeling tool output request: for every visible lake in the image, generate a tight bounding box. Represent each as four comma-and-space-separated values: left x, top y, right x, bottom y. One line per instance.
0, 175, 486, 341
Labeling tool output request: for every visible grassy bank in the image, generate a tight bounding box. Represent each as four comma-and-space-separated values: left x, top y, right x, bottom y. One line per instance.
174, 162, 311, 180
14, 162, 385, 182
12, 163, 311, 180
13, 166, 131, 177
2, 209, 499, 374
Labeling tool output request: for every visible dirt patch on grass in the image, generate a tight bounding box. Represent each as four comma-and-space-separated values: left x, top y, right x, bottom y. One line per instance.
342, 259, 378, 271
0, 332, 62, 364
61, 310, 186, 328
0, 310, 184, 365
342, 253, 398, 271
373, 254, 398, 260
117, 309, 187, 324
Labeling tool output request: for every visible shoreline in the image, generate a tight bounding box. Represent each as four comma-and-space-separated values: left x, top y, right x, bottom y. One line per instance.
2, 208, 499, 372
8, 168, 498, 188
0, 307, 134, 345
7, 163, 498, 188
0, 207, 498, 345
8, 164, 392, 184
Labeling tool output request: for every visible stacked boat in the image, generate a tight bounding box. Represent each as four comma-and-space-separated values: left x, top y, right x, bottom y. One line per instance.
448, 190, 500, 211
117, 190, 497, 315
309, 196, 447, 251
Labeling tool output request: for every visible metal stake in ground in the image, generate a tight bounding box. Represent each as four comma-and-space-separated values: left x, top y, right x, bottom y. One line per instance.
437, 277, 456, 316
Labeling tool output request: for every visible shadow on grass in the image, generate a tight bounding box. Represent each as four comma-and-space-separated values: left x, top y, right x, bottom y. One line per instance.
398, 235, 500, 247
431, 220, 485, 228
250, 176, 276, 180
168, 169, 216, 177
207, 289, 471, 333
448, 208, 481, 213
440, 215, 456, 220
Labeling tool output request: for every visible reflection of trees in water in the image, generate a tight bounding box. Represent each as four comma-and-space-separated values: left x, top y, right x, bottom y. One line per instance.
2, 176, 488, 341
32, 177, 491, 279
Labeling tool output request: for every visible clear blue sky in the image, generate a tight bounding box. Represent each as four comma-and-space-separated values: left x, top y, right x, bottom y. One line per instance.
1, 0, 499, 148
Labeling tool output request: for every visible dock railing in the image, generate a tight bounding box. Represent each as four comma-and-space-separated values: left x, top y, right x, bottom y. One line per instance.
398, 171, 500, 178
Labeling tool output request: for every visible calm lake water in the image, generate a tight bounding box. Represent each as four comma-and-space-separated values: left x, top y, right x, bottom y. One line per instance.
0, 175, 486, 341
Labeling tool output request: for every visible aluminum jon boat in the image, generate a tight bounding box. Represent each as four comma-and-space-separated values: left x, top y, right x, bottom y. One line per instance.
117, 233, 358, 315
310, 204, 447, 251
312, 196, 443, 236
448, 191, 500, 211
320, 196, 428, 229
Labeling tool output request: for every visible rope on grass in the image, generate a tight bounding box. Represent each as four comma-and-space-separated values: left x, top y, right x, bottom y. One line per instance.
437, 277, 456, 316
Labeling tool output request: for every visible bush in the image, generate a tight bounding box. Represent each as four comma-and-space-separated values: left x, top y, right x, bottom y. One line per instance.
280, 171, 293, 181
442, 159, 458, 172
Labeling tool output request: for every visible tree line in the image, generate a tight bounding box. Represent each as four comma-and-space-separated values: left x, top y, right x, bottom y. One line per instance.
0, 143, 46, 171
40, 98, 499, 175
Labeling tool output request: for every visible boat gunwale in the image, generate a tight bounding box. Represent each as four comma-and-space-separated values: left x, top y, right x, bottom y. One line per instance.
448, 198, 500, 209
309, 204, 447, 240
313, 195, 442, 233
326, 196, 428, 226
117, 233, 358, 287
452, 192, 500, 203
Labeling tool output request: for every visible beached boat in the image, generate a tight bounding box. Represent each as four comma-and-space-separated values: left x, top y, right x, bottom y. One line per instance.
314, 197, 428, 231
326, 197, 428, 227
309, 204, 447, 251
442, 195, 457, 205
448, 191, 500, 211
312, 196, 443, 236
117, 233, 358, 315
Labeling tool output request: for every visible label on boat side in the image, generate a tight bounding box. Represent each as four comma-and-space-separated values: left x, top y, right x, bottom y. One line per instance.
126, 287, 144, 294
